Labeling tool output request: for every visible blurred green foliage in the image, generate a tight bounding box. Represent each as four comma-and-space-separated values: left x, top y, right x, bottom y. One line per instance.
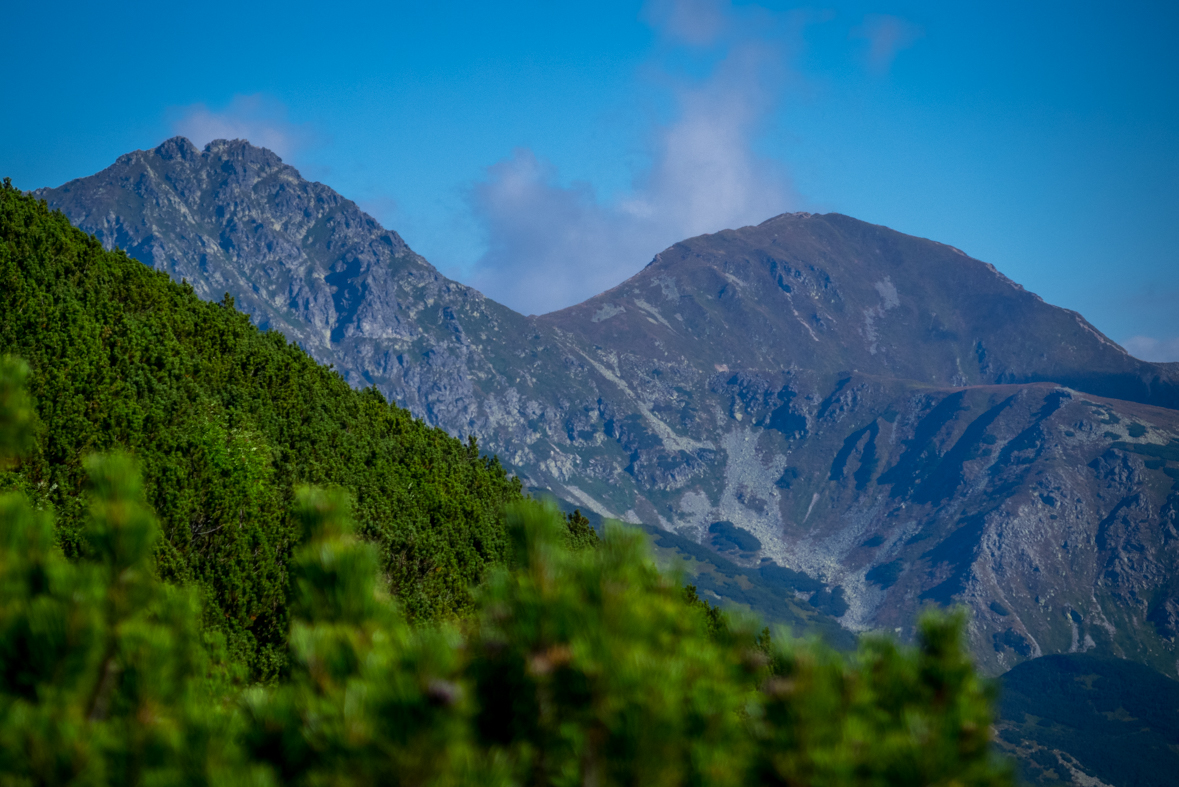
0, 181, 522, 676
0, 450, 260, 785
239, 487, 476, 786
755, 615, 1008, 787
468, 502, 758, 787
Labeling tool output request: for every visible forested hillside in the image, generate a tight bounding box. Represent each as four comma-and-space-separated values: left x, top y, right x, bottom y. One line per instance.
0, 180, 523, 674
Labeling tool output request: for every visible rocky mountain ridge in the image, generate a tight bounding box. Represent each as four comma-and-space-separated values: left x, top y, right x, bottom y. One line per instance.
34, 137, 1179, 677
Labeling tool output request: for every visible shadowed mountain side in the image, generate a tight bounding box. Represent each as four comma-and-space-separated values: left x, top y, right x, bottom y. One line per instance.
32, 138, 1179, 677
996, 654, 1179, 787
752, 377, 1179, 677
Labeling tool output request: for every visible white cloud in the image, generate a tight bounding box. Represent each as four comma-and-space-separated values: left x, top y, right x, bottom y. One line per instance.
466, 0, 798, 315
641, 0, 728, 46
168, 94, 314, 161
1121, 335, 1179, 363
468, 150, 636, 315
852, 14, 923, 74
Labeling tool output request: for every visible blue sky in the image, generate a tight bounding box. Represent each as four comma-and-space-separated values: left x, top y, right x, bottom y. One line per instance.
3, 1, 1177, 359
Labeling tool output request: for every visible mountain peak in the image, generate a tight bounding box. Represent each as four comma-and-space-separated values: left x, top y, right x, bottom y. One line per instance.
99, 136, 287, 178
759, 210, 818, 224
200, 137, 287, 166
152, 135, 201, 161
32, 137, 478, 378
546, 209, 1177, 409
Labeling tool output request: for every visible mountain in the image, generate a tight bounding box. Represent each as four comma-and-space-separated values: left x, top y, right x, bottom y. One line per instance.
33, 137, 530, 422
34, 138, 1179, 677
546, 211, 1178, 408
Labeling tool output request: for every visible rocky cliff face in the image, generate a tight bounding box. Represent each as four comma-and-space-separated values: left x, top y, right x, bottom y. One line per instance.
34, 136, 532, 427
36, 138, 1179, 676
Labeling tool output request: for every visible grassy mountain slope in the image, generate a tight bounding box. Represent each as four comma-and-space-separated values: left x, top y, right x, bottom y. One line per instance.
0, 180, 522, 673
997, 653, 1179, 787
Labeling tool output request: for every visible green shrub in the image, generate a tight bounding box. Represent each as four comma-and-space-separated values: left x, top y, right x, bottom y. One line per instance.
755, 614, 1010, 786
467, 501, 758, 786
240, 488, 476, 786
0, 451, 261, 786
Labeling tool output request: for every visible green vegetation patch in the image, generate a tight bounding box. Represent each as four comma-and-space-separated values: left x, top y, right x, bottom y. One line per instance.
1113, 439, 1179, 463
998, 653, 1179, 787
0, 450, 1014, 786
0, 182, 522, 674
708, 519, 762, 552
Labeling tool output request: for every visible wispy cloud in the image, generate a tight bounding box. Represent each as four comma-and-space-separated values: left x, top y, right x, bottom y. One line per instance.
465, 0, 799, 315
168, 94, 316, 162
641, 0, 727, 46
1121, 335, 1179, 363
852, 14, 923, 74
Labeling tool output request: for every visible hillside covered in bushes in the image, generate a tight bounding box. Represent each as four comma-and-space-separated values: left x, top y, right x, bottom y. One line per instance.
0, 181, 523, 674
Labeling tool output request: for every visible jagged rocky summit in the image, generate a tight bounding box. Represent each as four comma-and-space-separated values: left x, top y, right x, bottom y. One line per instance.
35, 137, 1179, 678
